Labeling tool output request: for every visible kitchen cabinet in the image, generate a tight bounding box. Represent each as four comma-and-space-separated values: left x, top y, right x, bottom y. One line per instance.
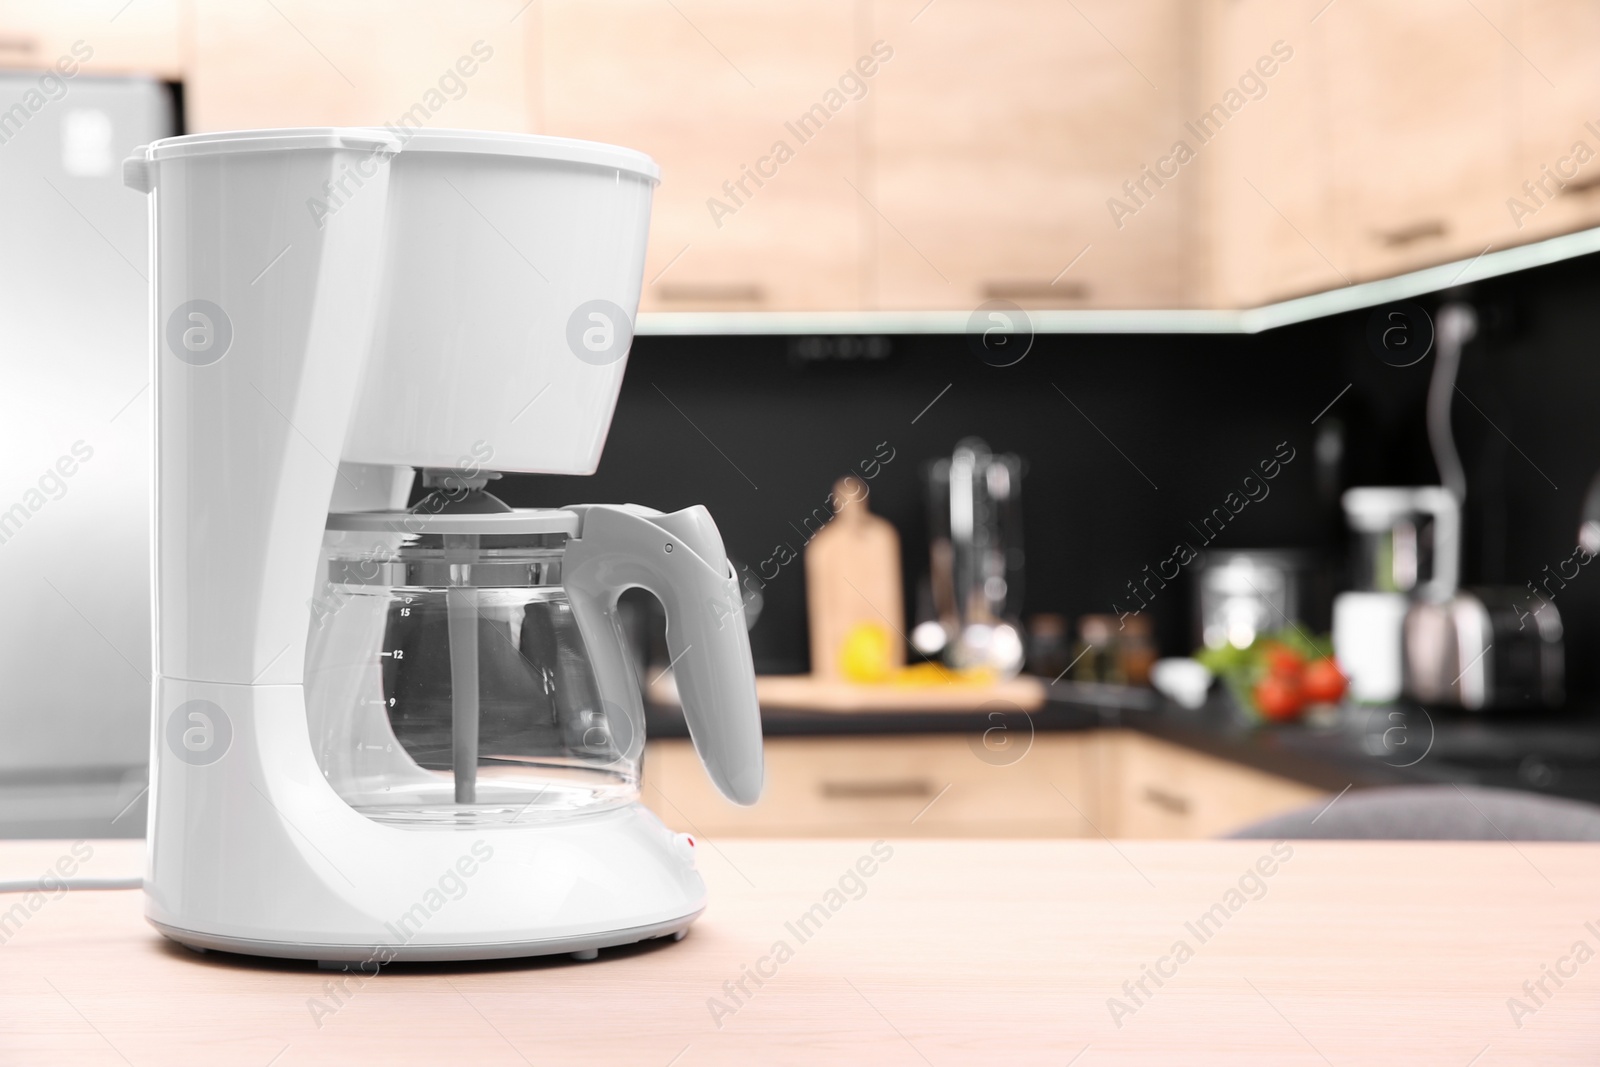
0, 0, 181, 79
539, 0, 865, 312
1503, 0, 1600, 245
184, 0, 529, 132
1194, 0, 1343, 306
644, 733, 1100, 839
1319, 0, 1519, 282
867, 0, 1196, 310
11, 2, 1600, 312
643, 729, 1322, 839
1097, 730, 1326, 839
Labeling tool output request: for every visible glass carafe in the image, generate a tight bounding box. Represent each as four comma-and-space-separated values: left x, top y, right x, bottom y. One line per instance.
305, 514, 641, 828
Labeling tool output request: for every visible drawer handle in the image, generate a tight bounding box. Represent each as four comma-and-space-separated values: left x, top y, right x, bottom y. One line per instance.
656, 283, 764, 304
1372, 219, 1447, 247
1142, 786, 1190, 815
820, 779, 936, 800
982, 280, 1090, 302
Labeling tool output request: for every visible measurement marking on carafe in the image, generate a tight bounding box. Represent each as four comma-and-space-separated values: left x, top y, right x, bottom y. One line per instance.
509, 382, 551, 423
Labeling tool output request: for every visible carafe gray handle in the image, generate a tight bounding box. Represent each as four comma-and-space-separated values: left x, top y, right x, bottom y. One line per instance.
563, 504, 763, 805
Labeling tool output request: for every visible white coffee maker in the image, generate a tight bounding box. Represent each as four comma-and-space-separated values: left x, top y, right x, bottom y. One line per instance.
124, 128, 763, 963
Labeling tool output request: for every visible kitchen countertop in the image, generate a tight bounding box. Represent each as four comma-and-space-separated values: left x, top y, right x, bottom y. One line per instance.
4, 838, 1597, 1064
647, 681, 1600, 804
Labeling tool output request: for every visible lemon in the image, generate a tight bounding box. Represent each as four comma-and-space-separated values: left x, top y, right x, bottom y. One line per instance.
839, 621, 895, 683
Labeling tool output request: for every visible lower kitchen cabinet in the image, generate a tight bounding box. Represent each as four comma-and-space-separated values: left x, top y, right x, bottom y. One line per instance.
1097, 731, 1327, 839
643, 733, 1099, 839
642, 729, 1325, 840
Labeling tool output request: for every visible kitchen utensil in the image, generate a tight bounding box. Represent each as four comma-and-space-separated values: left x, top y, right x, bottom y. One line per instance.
926, 438, 1025, 674
1194, 550, 1313, 650
129, 127, 762, 964
1404, 590, 1564, 709
804, 475, 903, 679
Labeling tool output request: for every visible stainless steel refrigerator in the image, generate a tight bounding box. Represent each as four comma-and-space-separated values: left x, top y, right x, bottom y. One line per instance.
0, 73, 175, 836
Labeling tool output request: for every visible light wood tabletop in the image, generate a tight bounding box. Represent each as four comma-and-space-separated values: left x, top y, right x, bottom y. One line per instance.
1, 837, 1597, 1065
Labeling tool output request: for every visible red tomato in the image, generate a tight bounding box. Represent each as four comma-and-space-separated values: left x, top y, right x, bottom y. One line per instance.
1253, 674, 1305, 721
1302, 657, 1348, 704
1262, 642, 1306, 678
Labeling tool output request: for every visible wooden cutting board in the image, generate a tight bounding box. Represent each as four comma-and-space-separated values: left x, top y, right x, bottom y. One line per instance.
647, 671, 1048, 713
804, 476, 904, 679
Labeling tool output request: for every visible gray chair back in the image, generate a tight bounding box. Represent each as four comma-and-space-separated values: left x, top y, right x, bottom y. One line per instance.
1227, 785, 1600, 841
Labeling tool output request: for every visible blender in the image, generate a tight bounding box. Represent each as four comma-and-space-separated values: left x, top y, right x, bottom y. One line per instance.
126, 128, 763, 963
1332, 486, 1459, 702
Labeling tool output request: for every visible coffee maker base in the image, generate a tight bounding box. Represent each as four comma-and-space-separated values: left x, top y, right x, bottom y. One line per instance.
150, 910, 701, 965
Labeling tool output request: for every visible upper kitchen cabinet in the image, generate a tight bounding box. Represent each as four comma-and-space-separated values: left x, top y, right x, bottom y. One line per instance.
1319, 1, 1519, 282
0, 0, 180, 78
538, 0, 864, 312
1503, 0, 1600, 245
1194, 0, 1342, 307
867, 0, 1196, 310
185, 0, 530, 132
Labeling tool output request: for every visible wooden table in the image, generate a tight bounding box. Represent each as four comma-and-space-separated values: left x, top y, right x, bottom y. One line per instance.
2, 838, 1597, 1064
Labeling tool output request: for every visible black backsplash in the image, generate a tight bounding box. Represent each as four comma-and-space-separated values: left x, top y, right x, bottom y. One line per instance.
493, 251, 1600, 701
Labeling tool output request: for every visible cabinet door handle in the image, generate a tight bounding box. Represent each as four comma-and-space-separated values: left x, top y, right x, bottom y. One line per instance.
0, 35, 38, 58
820, 779, 936, 800
1372, 219, 1448, 247
656, 283, 764, 304
982, 280, 1090, 302
1142, 785, 1191, 815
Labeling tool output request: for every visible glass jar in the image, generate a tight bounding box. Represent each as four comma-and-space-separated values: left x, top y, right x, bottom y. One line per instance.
305, 514, 641, 828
